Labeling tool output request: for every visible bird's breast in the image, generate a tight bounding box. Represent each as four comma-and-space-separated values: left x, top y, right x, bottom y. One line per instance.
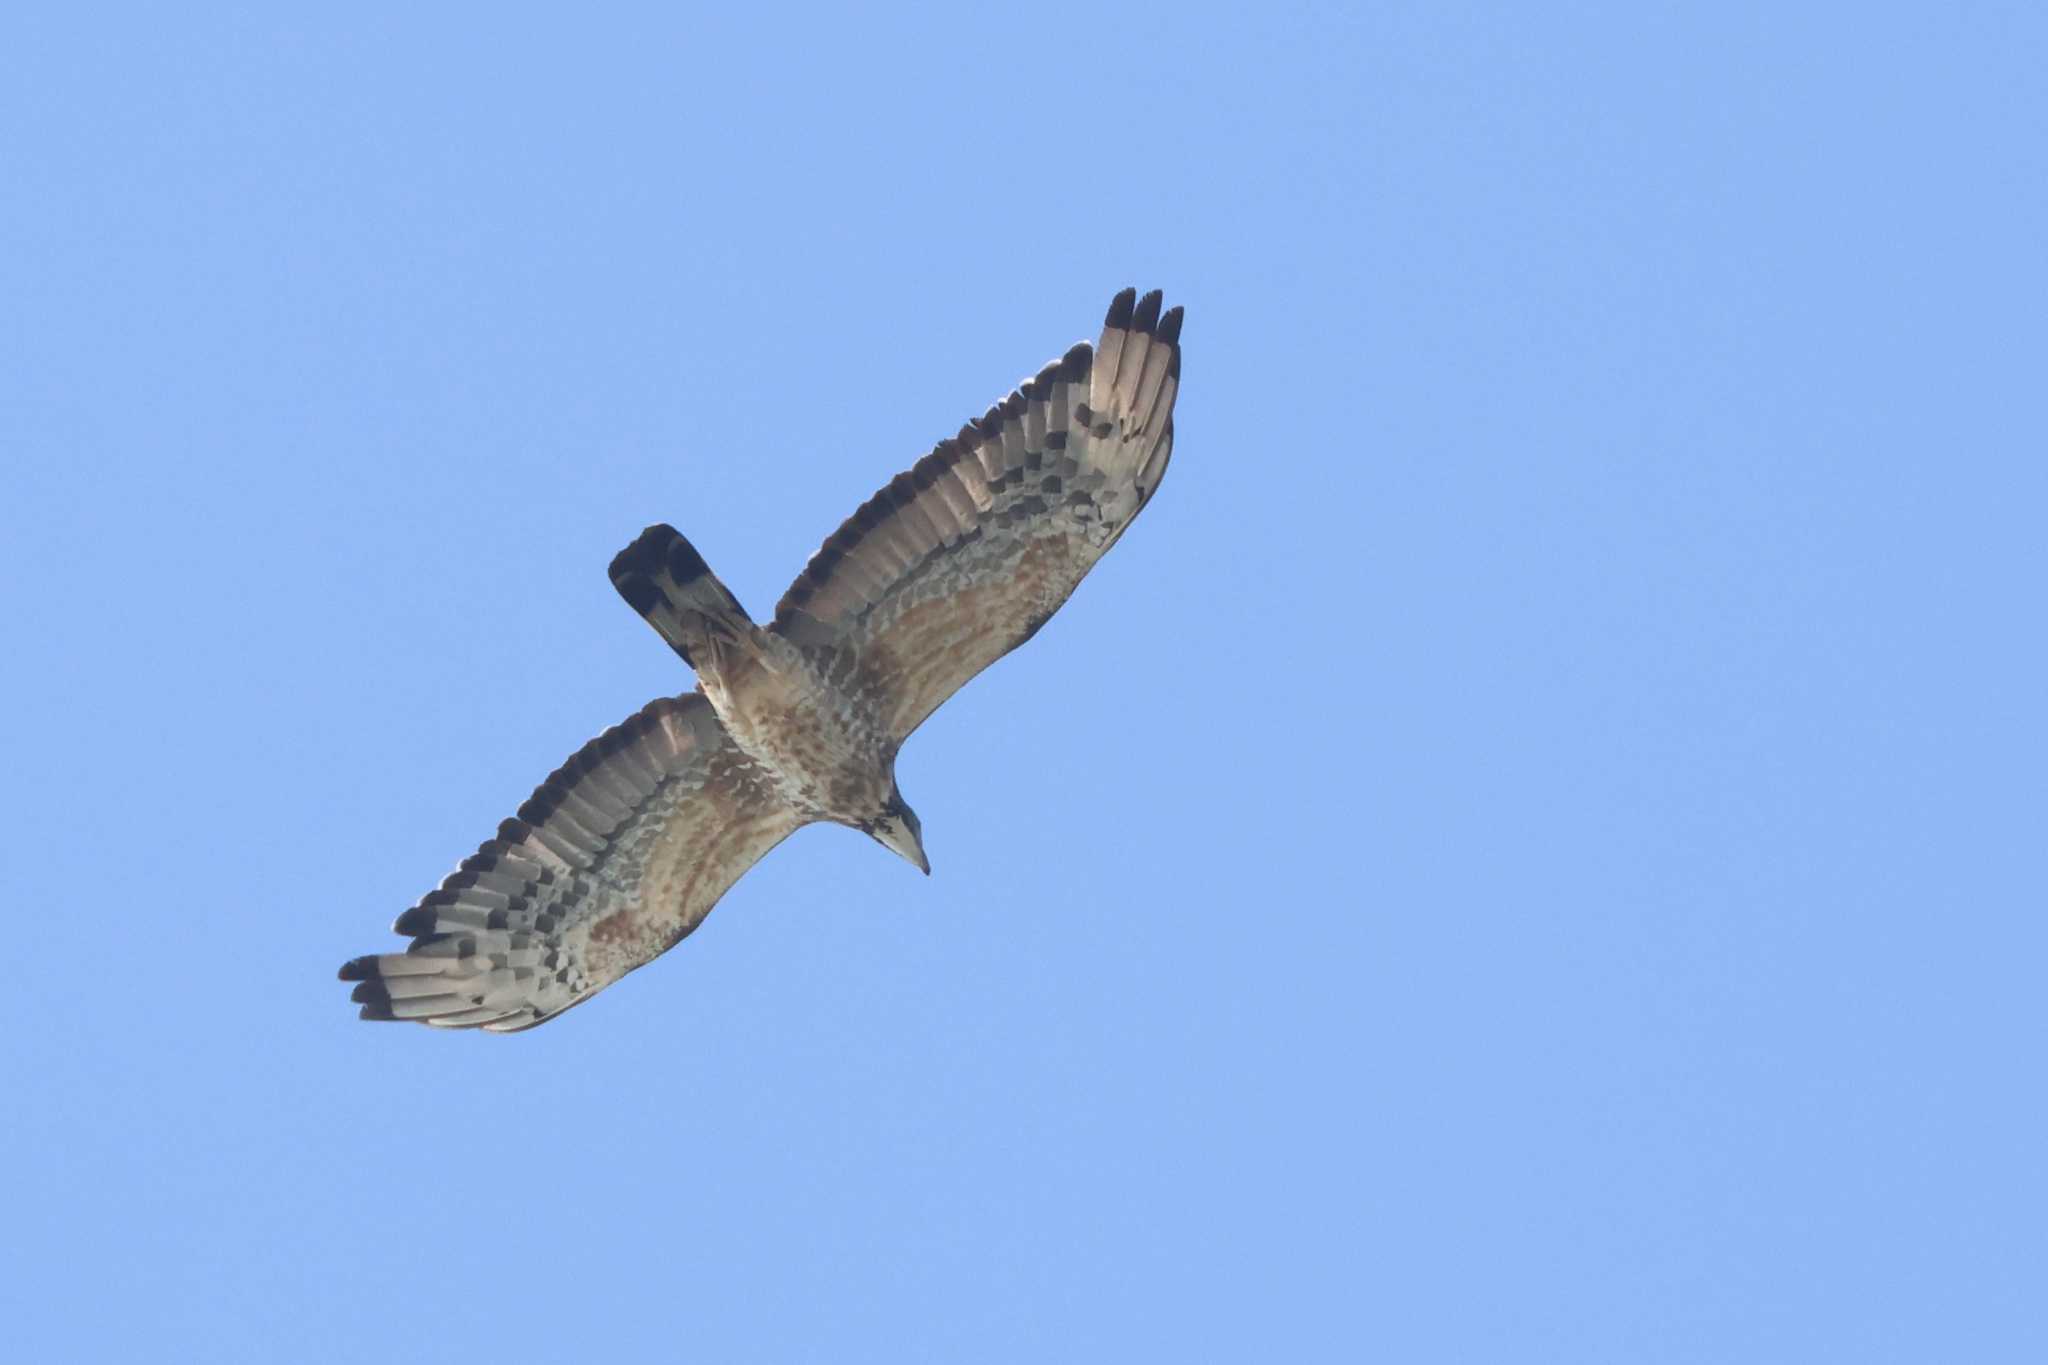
702, 640, 890, 822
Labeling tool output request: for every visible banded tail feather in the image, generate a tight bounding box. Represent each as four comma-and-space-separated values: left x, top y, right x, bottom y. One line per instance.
608, 524, 753, 669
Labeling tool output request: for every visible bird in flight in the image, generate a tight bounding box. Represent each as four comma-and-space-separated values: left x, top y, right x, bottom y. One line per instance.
338, 288, 1182, 1030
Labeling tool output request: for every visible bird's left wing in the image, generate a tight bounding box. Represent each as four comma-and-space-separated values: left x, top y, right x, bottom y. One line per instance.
338, 693, 804, 1031
771, 287, 1181, 742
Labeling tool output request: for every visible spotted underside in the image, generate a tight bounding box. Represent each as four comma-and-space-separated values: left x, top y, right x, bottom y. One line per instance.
339, 288, 1181, 1031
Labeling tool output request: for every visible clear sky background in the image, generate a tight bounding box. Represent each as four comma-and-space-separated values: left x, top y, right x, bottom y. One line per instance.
3, 5, 2043, 1361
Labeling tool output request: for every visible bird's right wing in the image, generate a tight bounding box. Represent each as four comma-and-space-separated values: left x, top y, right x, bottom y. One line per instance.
339, 693, 804, 1031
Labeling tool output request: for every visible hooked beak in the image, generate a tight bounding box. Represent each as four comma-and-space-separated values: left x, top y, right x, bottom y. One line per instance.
870, 812, 930, 876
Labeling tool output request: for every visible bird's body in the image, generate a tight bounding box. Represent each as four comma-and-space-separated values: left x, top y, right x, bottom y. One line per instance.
340, 288, 1182, 1030
691, 619, 893, 823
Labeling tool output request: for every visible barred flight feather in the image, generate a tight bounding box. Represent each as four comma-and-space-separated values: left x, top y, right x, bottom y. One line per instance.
773, 288, 1180, 740
339, 693, 802, 1031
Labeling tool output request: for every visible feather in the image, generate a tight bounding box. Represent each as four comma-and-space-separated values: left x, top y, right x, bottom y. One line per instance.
338, 693, 804, 1031
769, 288, 1183, 741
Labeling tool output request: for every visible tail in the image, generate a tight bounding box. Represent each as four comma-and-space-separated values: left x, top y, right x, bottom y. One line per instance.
608, 524, 753, 670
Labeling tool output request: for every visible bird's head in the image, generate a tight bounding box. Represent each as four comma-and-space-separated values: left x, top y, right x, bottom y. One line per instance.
864, 787, 929, 876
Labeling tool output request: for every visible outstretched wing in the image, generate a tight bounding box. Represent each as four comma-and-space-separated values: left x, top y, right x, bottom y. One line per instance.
338, 693, 804, 1031
772, 287, 1181, 741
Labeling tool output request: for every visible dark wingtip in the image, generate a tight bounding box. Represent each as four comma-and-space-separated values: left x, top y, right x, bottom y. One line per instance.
1059, 341, 1092, 380
1157, 304, 1184, 345
358, 1002, 398, 1022
1131, 289, 1163, 335
1105, 287, 1137, 328
392, 906, 438, 937
349, 980, 386, 1006
338, 956, 374, 982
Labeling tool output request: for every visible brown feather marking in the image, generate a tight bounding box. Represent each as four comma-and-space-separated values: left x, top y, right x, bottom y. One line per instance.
857, 532, 1093, 738
590, 910, 637, 945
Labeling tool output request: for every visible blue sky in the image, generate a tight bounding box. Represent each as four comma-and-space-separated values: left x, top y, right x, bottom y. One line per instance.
3, 4, 2043, 1360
